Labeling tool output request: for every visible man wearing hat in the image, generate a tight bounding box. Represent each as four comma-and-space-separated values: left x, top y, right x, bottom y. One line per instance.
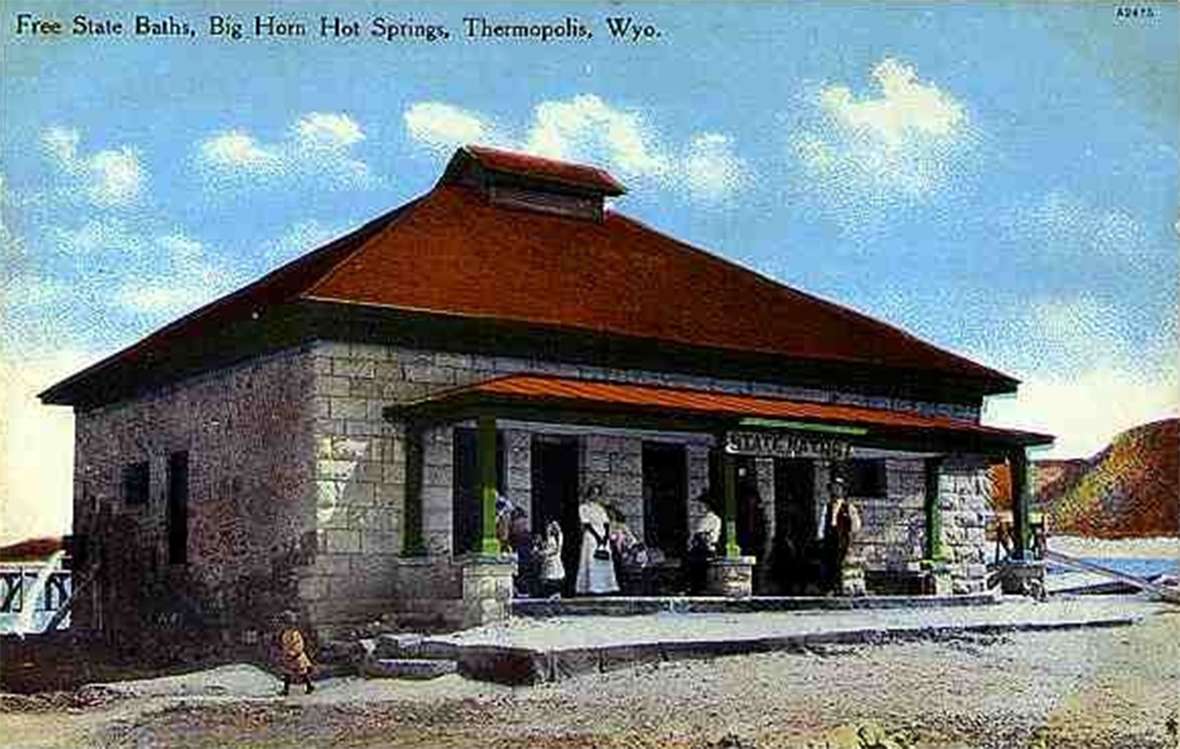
822, 469, 864, 595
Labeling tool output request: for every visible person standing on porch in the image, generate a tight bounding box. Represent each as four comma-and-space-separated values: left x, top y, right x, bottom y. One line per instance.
822, 473, 862, 593
576, 484, 619, 594
538, 520, 566, 598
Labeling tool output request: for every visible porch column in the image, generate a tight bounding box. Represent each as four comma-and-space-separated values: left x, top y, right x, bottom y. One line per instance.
477, 414, 500, 554
1008, 448, 1031, 561
721, 451, 741, 558
923, 457, 944, 561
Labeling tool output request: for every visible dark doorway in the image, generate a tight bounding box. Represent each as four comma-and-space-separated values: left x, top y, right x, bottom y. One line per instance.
772, 458, 819, 593
705, 453, 763, 557
735, 457, 768, 561
452, 428, 505, 555
166, 451, 189, 565
530, 435, 580, 595
642, 442, 687, 558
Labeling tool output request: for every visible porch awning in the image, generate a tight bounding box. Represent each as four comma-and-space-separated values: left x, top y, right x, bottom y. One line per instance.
386, 374, 1053, 451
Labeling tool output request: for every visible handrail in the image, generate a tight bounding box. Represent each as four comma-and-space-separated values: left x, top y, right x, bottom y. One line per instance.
1043, 549, 1180, 605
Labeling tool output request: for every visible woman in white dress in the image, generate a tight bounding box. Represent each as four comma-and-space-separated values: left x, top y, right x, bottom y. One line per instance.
575, 485, 620, 595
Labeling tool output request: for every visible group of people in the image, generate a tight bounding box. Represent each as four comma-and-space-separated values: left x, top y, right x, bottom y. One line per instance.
495, 469, 863, 598
495, 494, 566, 597
495, 484, 654, 597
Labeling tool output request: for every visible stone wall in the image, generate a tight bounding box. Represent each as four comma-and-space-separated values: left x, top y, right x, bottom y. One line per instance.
939, 457, 993, 594
580, 434, 644, 539
75, 336, 993, 636
855, 459, 928, 574
301, 340, 991, 623
686, 443, 713, 529
838, 457, 992, 593
72, 346, 316, 638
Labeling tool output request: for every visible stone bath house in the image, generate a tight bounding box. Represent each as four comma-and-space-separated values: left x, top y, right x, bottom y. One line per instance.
41, 146, 1051, 638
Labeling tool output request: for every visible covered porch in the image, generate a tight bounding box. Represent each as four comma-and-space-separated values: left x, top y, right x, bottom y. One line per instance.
384, 374, 1052, 626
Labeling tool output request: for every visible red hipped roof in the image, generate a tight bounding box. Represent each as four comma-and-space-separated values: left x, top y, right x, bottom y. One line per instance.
41, 146, 1018, 405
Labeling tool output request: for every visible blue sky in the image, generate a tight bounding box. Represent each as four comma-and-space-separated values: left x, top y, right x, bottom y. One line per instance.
2, 1, 1177, 541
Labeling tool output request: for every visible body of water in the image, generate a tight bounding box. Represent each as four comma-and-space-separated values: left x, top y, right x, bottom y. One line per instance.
1046, 557, 1179, 578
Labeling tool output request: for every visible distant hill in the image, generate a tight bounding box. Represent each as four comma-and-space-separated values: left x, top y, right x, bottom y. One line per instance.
989, 418, 1179, 538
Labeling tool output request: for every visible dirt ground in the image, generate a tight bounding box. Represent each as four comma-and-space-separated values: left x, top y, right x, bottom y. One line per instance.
2, 606, 1178, 749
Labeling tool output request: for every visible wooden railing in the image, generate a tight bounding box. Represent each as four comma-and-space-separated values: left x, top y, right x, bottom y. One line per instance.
0, 565, 73, 633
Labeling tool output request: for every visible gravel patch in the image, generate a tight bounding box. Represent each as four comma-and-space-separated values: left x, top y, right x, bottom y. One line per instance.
3, 603, 1177, 749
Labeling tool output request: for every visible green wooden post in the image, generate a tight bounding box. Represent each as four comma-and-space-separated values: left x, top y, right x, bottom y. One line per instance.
1009, 448, 1031, 561
722, 451, 741, 558
923, 457, 943, 561
477, 414, 501, 555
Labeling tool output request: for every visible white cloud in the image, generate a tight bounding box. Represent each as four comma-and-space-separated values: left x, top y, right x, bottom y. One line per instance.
41, 127, 80, 165
681, 133, 749, 203
976, 296, 1178, 459
294, 112, 365, 148
820, 58, 965, 145
40, 126, 146, 207
524, 94, 669, 178
0, 174, 22, 271
792, 57, 974, 218
198, 130, 280, 173
403, 94, 749, 202
263, 219, 342, 268
195, 112, 374, 190
49, 217, 144, 256
1008, 190, 1152, 260
114, 232, 239, 315
983, 366, 1178, 459
3, 275, 71, 309
404, 102, 495, 153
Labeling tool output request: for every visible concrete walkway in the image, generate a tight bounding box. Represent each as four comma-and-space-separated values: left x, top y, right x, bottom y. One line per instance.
423, 594, 1167, 685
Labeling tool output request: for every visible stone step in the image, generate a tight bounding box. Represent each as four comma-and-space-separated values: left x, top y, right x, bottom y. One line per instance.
361, 658, 458, 680
374, 633, 457, 661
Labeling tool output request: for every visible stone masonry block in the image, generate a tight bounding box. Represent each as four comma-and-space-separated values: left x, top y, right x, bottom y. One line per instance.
361, 530, 399, 554
319, 376, 352, 397
403, 363, 456, 384
423, 465, 451, 488
314, 553, 353, 576
350, 343, 388, 361
345, 420, 380, 437
322, 529, 362, 554
353, 460, 382, 483
299, 575, 330, 601
373, 361, 401, 380
382, 463, 407, 484
421, 485, 450, 512
323, 436, 373, 461
435, 352, 471, 368
342, 482, 376, 506
350, 379, 379, 398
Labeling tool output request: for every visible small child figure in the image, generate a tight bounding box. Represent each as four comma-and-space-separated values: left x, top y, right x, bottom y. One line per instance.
538, 520, 565, 599
274, 609, 314, 695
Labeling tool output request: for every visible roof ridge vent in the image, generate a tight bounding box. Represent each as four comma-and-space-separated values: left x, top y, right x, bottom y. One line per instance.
440, 145, 625, 221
